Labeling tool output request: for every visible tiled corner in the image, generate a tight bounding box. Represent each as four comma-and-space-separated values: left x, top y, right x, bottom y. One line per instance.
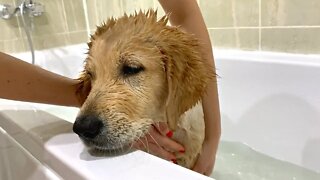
121, 0, 154, 15
209, 28, 259, 50
261, 28, 320, 54
62, 0, 87, 32
200, 0, 259, 28
261, 0, 320, 26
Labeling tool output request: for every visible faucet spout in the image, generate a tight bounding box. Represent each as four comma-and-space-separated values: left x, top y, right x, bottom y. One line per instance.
0, 0, 44, 20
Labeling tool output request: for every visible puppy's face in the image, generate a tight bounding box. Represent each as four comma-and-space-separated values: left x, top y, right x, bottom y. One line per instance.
74, 37, 168, 152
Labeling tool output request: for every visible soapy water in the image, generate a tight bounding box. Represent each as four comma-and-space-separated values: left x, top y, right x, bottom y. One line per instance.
211, 141, 320, 180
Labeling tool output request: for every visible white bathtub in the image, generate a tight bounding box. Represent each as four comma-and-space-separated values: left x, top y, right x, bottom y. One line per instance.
1, 44, 320, 180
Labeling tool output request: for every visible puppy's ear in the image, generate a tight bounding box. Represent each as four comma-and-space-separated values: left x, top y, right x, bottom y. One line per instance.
75, 70, 91, 106
158, 27, 215, 130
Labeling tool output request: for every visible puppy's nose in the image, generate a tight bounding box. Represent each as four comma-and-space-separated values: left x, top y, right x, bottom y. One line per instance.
73, 115, 103, 139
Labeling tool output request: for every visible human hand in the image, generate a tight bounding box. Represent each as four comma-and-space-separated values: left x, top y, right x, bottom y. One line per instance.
192, 140, 217, 176
133, 122, 184, 162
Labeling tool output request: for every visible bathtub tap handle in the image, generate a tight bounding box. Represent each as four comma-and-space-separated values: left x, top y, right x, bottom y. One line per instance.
24, 1, 44, 17
0, 4, 18, 19
0, 1, 44, 20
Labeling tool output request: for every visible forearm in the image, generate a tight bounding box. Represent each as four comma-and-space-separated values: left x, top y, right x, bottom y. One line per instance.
159, 0, 221, 142
0, 52, 81, 107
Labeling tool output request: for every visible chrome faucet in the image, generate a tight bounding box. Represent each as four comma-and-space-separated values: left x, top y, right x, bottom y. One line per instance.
0, 0, 44, 65
0, 0, 44, 20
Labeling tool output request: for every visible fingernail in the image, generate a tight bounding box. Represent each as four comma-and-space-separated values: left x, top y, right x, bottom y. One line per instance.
166, 131, 173, 138
179, 149, 185, 153
171, 159, 177, 164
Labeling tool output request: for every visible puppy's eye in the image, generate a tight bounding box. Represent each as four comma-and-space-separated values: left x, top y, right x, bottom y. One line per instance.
122, 64, 144, 76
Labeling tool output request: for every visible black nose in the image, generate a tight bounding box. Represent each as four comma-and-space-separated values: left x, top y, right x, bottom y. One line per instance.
73, 115, 103, 139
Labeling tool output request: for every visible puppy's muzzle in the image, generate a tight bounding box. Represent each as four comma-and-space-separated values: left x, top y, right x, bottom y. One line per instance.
73, 115, 103, 139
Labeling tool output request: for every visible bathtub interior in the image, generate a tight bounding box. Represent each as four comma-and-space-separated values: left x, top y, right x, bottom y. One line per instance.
215, 50, 320, 170
1, 44, 320, 179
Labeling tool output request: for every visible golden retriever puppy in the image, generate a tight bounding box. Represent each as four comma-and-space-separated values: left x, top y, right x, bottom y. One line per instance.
73, 10, 214, 168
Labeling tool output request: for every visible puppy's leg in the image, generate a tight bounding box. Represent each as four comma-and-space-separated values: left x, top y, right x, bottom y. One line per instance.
173, 103, 205, 168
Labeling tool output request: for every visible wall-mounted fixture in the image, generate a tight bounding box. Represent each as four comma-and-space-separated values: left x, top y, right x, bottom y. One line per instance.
0, 0, 45, 64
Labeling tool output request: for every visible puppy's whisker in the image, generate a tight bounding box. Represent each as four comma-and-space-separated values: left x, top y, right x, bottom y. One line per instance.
120, 144, 123, 154
138, 138, 147, 151
147, 132, 161, 149
144, 136, 150, 153
127, 141, 135, 153
153, 122, 160, 132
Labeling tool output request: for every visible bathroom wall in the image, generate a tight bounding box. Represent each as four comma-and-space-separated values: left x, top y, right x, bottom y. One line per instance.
202, 0, 320, 54
0, 0, 88, 53
0, 0, 319, 54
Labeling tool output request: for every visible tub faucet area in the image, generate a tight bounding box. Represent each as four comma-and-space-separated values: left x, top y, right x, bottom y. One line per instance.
0, 0, 44, 65
0, 0, 44, 20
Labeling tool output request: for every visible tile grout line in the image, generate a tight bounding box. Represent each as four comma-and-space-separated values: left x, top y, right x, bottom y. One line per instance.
2, 30, 89, 43
259, 0, 261, 51
119, 0, 124, 16
82, 0, 91, 39
94, 0, 99, 29
60, 0, 69, 33
231, 0, 240, 48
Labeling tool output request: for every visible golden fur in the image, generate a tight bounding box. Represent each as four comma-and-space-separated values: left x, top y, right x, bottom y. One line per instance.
76, 10, 214, 168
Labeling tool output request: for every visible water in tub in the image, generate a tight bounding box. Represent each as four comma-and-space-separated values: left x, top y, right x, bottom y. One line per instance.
211, 141, 320, 180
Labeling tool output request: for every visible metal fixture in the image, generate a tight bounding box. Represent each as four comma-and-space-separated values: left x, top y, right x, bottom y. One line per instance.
0, 0, 45, 64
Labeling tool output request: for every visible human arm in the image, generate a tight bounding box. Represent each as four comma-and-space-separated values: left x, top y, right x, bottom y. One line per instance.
158, 0, 221, 175
0, 52, 82, 107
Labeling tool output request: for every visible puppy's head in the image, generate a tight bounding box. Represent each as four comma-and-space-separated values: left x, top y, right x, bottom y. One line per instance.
73, 10, 214, 153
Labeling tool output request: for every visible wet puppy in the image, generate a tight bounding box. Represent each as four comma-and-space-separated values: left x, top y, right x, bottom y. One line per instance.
73, 10, 214, 168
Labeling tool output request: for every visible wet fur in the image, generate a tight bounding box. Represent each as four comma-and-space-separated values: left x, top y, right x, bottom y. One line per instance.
76, 10, 214, 168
